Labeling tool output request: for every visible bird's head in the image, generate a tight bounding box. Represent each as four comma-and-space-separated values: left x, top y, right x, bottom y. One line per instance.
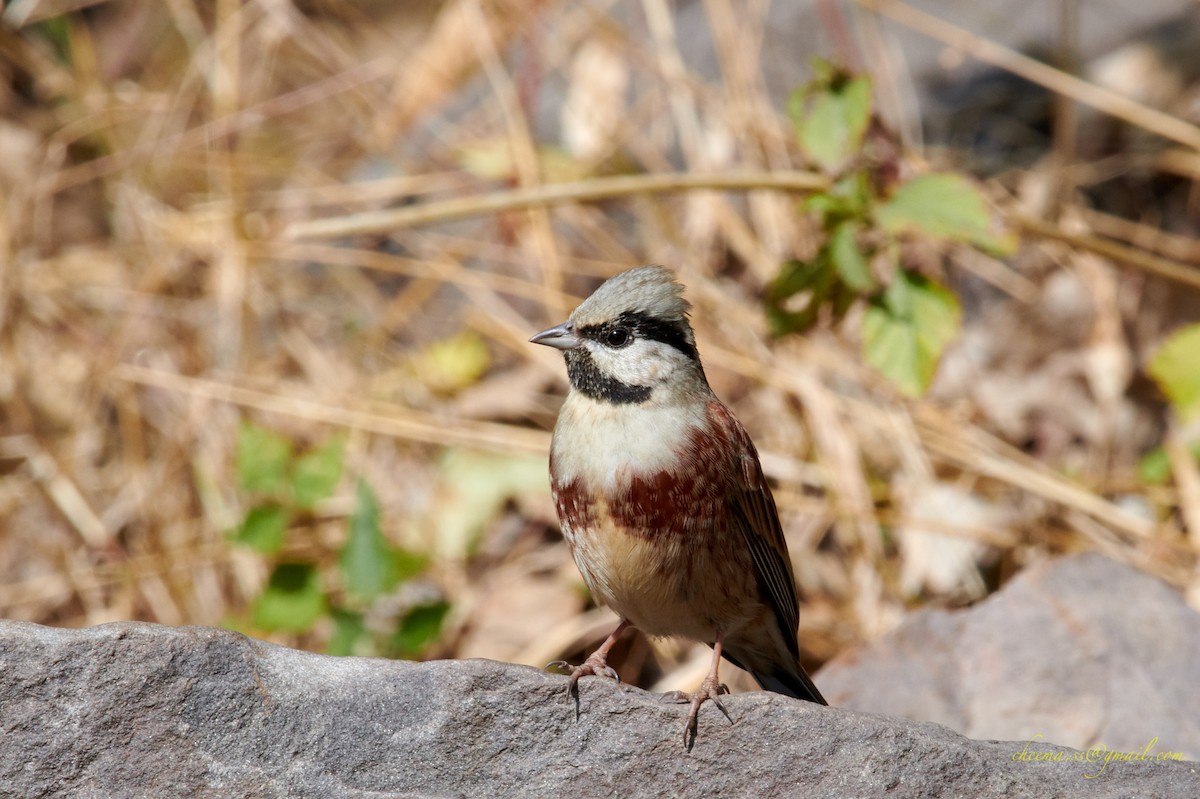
530, 266, 710, 405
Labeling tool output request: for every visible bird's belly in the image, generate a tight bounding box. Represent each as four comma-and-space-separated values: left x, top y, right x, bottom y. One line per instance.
565, 513, 754, 642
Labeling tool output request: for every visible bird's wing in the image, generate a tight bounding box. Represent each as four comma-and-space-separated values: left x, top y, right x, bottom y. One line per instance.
707, 401, 801, 660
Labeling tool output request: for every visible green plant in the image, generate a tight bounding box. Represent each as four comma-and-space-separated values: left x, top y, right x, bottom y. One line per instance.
228, 422, 448, 657
770, 59, 1015, 396
1138, 323, 1200, 484
1147, 323, 1200, 423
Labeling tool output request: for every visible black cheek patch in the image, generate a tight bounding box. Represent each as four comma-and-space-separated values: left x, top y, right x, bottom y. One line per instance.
564, 349, 652, 404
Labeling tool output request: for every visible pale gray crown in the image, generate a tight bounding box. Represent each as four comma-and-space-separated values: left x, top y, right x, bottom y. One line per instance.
570, 265, 692, 329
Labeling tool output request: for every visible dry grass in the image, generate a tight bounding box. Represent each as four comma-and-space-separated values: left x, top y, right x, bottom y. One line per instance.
1, 0, 1197, 690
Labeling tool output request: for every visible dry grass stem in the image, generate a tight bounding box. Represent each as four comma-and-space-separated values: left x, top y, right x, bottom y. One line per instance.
111, 365, 550, 456
284, 171, 830, 240
1015, 215, 1200, 291
856, 0, 1200, 152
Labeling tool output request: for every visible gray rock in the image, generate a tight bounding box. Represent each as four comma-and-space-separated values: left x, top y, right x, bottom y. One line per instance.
1, 616, 1196, 798
819, 552, 1200, 762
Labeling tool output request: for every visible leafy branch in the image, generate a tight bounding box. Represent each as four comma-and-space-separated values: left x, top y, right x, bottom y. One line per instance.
770, 59, 1015, 396
229, 423, 447, 657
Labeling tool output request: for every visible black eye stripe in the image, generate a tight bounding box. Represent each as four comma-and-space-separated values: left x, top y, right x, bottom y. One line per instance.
578, 312, 697, 361
618, 311, 697, 360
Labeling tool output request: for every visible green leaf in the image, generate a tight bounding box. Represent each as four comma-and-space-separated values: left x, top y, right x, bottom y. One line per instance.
862, 271, 962, 397
456, 140, 589, 182
804, 173, 871, 229
231, 503, 290, 553
875, 174, 1015, 254
766, 255, 836, 335
803, 192, 841, 217
829, 279, 860, 321
1136, 447, 1172, 485
829, 172, 872, 216
1138, 441, 1200, 485
236, 423, 292, 495
327, 609, 367, 656
291, 435, 346, 509
412, 331, 491, 395
456, 138, 516, 180
809, 57, 838, 85
252, 563, 326, 633
33, 17, 73, 64
768, 257, 830, 302
393, 548, 431, 584
1147, 324, 1200, 421
391, 602, 451, 658
339, 479, 399, 602
790, 74, 873, 172
428, 450, 550, 558
829, 222, 875, 292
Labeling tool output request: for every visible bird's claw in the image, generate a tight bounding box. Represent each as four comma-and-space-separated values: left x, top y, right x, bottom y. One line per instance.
675, 678, 734, 750
547, 653, 620, 700
661, 682, 728, 703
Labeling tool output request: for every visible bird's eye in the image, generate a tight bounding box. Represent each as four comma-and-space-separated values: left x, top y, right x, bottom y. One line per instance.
605, 327, 631, 347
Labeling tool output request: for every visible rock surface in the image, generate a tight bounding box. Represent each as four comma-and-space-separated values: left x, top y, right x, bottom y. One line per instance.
1, 612, 1197, 797
818, 552, 1200, 761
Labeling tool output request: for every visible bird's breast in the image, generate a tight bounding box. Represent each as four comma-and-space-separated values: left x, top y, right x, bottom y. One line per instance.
549, 392, 732, 539
548, 395, 755, 637
549, 392, 706, 490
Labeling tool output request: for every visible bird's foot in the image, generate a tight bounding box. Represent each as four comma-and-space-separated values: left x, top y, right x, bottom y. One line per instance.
545, 652, 620, 700
665, 677, 732, 750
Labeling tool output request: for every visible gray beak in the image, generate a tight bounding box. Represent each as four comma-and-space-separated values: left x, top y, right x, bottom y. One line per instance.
529, 321, 582, 350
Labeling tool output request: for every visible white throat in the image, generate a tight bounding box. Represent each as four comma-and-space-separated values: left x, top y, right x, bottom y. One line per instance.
551, 391, 708, 490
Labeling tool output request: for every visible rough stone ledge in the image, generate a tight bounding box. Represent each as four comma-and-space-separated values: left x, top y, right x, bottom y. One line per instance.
1, 620, 1195, 798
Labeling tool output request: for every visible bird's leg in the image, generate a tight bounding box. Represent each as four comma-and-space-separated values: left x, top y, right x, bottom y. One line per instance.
671, 634, 733, 750
546, 619, 631, 700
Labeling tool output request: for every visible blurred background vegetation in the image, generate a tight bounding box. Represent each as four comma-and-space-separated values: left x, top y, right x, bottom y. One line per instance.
1, 0, 1198, 693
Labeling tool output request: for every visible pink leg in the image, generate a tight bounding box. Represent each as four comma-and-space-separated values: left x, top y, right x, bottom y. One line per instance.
677, 634, 732, 748
547, 619, 631, 699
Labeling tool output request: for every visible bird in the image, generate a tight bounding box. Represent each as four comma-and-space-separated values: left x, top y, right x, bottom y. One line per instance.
530, 265, 826, 747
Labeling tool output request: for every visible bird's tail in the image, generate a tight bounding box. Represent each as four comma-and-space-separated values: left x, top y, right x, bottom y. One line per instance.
752, 667, 828, 705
